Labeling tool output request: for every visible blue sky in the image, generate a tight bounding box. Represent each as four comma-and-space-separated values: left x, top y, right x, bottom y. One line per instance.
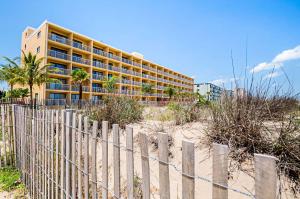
0, 0, 299, 92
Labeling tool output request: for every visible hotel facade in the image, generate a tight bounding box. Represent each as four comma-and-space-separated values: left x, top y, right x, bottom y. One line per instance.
21, 21, 194, 104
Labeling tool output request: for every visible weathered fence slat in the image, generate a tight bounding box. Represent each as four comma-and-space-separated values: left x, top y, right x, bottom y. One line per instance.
65, 111, 71, 198
254, 154, 277, 199
126, 126, 134, 199
158, 132, 170, 199
60, 110, 66, 198
139, 132, 150, 199
212, 143, 229, 199
102, 121, 109, 199
55, 110, 60, 199
182, 140, 195, 199
72, 113, 77, 198
83, 116, 89, 199
91, 121, 98, 199
113, 124, 120, 199
77, 114, 83, 199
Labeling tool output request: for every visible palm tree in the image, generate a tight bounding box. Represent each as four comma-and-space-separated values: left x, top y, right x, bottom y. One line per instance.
71, 69, 89, 109
0, 57, 22, 101
17, 51, 58, 106
103, 76, 118, 93
164, 86, 176, 99
142, 83, 154, 103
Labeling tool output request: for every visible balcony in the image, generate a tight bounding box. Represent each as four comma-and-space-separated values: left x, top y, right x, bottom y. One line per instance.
49, 67, 70, 76
92, 87, 106, 93
46, 83, 70, 91
108, 53, 121, 61
133, 61, 141, 67
73, 42, 91, 52
93, 61, 106, 69
45, 99, 67, 106
132, 71, 141, 77
92, 74, 105, 81
72, 56, 91, 65
121, 68, 132, 75
107, 65, 120, 72
71, 85, 90, 92
93, 48, 108, 57
122, 58, 132, 65
48, 33, 72, 45
122, 79, 132, 85
157, 86, 165, 90
48, 50, 70, 61
132, 81, 141, 86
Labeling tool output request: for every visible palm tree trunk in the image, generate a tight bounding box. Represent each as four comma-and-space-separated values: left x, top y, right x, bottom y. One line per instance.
79, 84, 83, 109
10, 85, 13, 104
30, 85, 33, 108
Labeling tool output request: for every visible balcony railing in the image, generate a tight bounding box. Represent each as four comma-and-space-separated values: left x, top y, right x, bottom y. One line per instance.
48, 50, 70, 61
157, 86, 165, 90
132, 71, 141, 77
92, 74, 105, 81
73, 42, 91, 52
93, 48, 108, 57
107, 65, 120, 72
108, 53, 121, 61
122, 58, 133, 65
132, 81, 141, 86
46, 83, 70, 91
71, 85, 90, 92
122, 79, 132, 85
122, 68, 132, 75
49, 67, 70, 76
93, 61, 106, 69
92, 87, 106, 93
72, 56, 91, 65
133, 61, 141, 67
45, 99, 67, 106
48, 33, 72, 45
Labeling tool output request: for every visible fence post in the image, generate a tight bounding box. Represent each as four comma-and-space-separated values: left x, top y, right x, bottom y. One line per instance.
91, 121, 98, 199
1, 105, 7, 166
12, 105, 16, 167
182, 140, 195, 199
255, 154, 277, 199
60, 110, 66, 199
55, 110, 60, 199
72, 113, 77, 198
158, 132, 170, 199
139, 133, 150, 199
83, 116, 89, 199
126, 126, 134, 199
102, 121, 109, 199
113, 124, 120, 198
77, 114, 83, 199
212, 143, 229, 199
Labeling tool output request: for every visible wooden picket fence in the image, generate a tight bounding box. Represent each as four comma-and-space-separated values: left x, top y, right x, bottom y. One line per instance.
0, 104, 278, 199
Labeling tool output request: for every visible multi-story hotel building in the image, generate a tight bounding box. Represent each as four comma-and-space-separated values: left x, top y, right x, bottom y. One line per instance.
21, 21, 194, 104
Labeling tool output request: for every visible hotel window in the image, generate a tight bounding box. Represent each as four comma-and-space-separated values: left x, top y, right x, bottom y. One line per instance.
37, 31, 41, 38
71, 94, 79, 100
49, 93, 66, 99
36, 46, 40, 53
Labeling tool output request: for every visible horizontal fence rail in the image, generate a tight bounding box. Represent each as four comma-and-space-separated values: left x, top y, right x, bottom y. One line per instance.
0, 104, 278, 199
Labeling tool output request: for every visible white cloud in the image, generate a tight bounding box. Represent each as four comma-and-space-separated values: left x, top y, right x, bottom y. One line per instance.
209, 78, 226, 86
250, 45, 300, 73
263, 71, 281, 79
209, 77, 241, 86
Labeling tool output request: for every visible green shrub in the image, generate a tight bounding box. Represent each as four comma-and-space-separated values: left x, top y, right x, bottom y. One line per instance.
0, 167, 23, 192
167, 102, 203, 125
89, 96, 143, 128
